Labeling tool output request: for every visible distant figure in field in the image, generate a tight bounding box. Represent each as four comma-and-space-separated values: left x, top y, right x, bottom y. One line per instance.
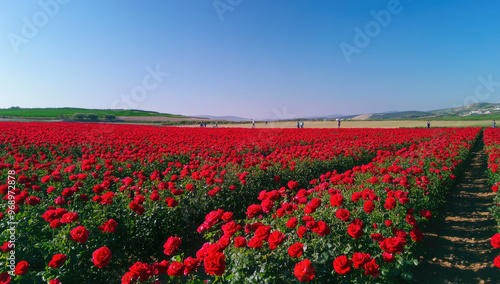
215, 122, 218, 128
252, 120, 255, 128
493, 120, 496, 128
300, 121, 304, 128
337, 119, 341, 128
200, 121, 204, 127
265, 121, 268, 126
427, 120, 430, 129
297, 121, 300, 128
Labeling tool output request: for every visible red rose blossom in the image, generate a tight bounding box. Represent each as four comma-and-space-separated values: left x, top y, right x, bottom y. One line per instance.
204, 252, 226, 276
163, 236, 182, 255
294, 259, 315, 283
333, 255, 352, 275
92, 247, 112, 269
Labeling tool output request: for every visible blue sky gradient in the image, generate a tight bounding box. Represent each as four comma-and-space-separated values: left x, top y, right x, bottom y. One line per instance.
1, 0, 500, 119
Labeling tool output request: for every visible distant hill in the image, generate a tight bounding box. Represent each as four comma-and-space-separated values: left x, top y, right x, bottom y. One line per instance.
0, 107, 187, 118
369, 111, 436, 120
347, 103, 500, 121
196, 115, 250, 122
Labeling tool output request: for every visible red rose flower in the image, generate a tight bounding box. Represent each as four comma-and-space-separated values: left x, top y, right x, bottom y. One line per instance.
183, 257, 201, 275
420, 209, 432, 220
406, 214, 417, 226
352, 252, 371, 269
49, 254, 67, 268
15, 260, 29, 275
297, 226, 308, 238
54, 196, 66, 205
246, 204, 262, 218
370, 233, 385, 242
384, 197, 397, 210
268, 231, 285, 250
491, 233, 500, 248
204, 252, 226, 276
221, 212, 233, 222
69, 226, 90, 243
288, 242, 304, 258
128, 262, 153, 282
0, 272, 11, 284
167, 261, 184, 277
347, 223, 363, 239
98, 219, 118, 233
261, 199, 274, 213
185, 183, 195, 191
330, 194, 344, 207
153, 260, 170, 275
494, 255, 500, 268
336, 208, 350, 222
26, 196, 40, 206
364, 258, 380, 277
312, 221, 330, 236
382, 252, 395, 263
294, 259, 315, 283
129, 201, 145, 214
363, 200, 375, 214
288, 181, 299, 190
248, 236, 263, 249
92, 247, 112, 269
121, 272, 133, 284
234, 236, 247, 248
165, 197, 178, 208
410, 228, 424, 242
1, 242, 13, 252
254, 225, 271, 241
61, 212, 78, 224
218, 235, 231, 250
333, 255, 352, 275
221, 221, 241, 237
286, 217, 298, 228
380, 237, 405, 254
163, 236, 182, 255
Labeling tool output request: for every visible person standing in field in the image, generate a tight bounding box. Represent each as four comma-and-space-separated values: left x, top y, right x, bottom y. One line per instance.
337, 119, 341, 128
252, 120, 255, 128
297, 121, 300, 128
493, 120, 496, 128
427, 120, 430, 129
301, 121, 304, 128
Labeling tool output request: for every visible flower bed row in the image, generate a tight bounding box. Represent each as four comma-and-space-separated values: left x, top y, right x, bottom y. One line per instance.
482, 128, 500, 269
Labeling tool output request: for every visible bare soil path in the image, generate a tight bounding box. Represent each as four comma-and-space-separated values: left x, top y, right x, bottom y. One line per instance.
414, 140, 498, 283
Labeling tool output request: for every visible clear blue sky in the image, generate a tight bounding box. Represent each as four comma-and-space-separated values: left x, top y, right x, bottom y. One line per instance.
1, 0, 500, 119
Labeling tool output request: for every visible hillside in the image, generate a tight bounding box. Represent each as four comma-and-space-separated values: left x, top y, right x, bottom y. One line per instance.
349, 103, 500, 121
0, 107, 187, 118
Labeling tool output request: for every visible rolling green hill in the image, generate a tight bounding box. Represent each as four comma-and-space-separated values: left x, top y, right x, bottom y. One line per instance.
350, 103, 500, 121
370, 111, 436, 120
0, 107, 186, 118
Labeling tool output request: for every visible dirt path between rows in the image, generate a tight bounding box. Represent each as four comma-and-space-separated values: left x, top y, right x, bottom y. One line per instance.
414, 140, 498, 283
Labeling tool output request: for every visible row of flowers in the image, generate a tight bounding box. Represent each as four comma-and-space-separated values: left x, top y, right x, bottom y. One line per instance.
482, 128, 500, 269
